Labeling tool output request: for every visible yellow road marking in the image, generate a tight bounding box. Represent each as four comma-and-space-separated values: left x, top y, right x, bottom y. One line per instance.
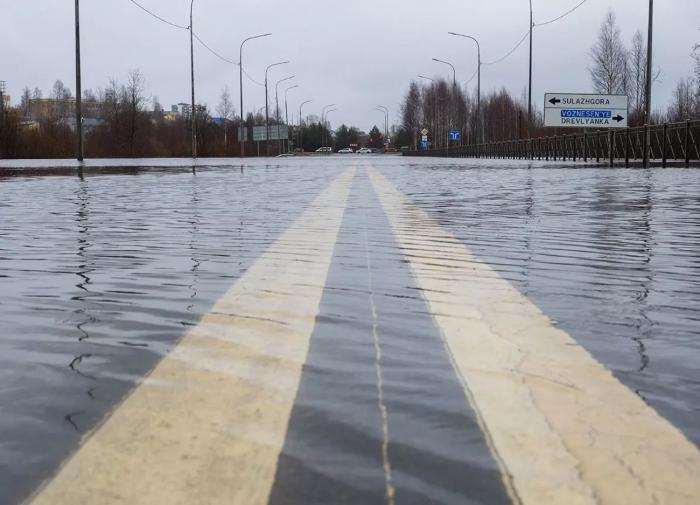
368, 165, 700, 505
27, 168, 355, 505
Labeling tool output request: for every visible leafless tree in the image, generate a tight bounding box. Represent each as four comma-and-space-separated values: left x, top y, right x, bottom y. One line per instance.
401, 81, 422, 150
589, 10, 628, 95
217, 86, 234, 154
125, 69, 146, 156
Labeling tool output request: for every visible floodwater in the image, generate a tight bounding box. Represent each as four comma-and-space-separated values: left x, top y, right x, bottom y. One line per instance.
1, 156, 699, 504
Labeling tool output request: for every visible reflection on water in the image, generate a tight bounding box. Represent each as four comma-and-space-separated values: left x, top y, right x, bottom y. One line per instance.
0, 160, 341, 505
1, 157, 700, 504
383, 158, 700, 445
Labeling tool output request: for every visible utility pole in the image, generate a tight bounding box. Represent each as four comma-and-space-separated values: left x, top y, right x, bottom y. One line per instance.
239, 33, 271, 158
0, 81, 5, 133
189, 0, 197, 159
643, 0, 654, 168
75, 0, 84, 161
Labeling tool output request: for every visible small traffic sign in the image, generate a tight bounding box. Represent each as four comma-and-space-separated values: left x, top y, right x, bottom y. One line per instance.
421, 128, 429, 136
420, 140, 429, 149
544, 93, 628, 128
448, 130, 461, 141
421, 135, 428, 142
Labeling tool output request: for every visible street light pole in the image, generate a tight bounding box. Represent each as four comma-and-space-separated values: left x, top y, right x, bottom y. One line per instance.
239, 33, 271, 158
275, 75, 295, 155
448, 32, 481, 145
528, 0, 533, 144
377, 105, 389, 145
644, 0, 654, 168
299, 99, 312, 152
432, 58, 456, 89
417, 75, 435, 83
264, 60, 289, 157
325, 109, 337, 148
321, 104, 336, 147
189, 0, 197, 159
75, 0, 84, 161
285, 84, 299, 152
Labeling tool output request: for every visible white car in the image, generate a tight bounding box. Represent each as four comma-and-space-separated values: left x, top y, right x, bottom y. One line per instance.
337, 148, 354, 154
315, 147, 333, 153
357, 148, 372, 154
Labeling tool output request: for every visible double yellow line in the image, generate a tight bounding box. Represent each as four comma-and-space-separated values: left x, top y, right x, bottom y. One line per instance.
26, 166, 700, 505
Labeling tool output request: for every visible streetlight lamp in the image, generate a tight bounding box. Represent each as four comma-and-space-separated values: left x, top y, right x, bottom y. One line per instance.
285, 84, 299, 152
432, 58, 456, 89
324, 109, 337, 148
299, 99, 312, 152
74, 0, 84, 161
417, 75, 434, 83
275, 75, 295, 155
376, 105, 389, 144
321, 104, 336, 147
448, 32, 481, 145
265, 60, 290, 156
239, 32, 271, 158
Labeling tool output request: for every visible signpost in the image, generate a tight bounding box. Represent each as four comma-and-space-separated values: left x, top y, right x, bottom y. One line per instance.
449, 130, 461, 141
544, 93, 628, 128
253, 125, 289, 142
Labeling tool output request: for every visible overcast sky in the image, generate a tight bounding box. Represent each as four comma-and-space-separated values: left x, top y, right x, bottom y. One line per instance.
1, 0, 698, 132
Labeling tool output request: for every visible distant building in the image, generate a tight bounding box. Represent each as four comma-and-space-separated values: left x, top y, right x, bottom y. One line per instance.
28, 98, 101, 121
2, 94, 10, 109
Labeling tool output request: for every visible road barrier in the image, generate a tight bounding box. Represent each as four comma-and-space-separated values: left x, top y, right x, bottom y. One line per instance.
404, 119, 700, 167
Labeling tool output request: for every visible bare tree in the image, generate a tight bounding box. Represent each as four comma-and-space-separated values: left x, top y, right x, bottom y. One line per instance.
400, 81, 422, 150
667, 77, 695, 122
589, 10, 628, 95
217, 86, 234, 154
125, 69, 146, 156
20, 87, 31, 118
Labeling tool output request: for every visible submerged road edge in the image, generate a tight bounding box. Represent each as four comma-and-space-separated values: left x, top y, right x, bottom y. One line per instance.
367, 164, 700, 505
25, 168, 356, 505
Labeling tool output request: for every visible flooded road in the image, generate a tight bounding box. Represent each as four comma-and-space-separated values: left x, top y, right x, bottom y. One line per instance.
1, 157, 699, 504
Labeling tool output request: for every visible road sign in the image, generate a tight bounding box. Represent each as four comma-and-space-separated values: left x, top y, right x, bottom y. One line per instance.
448, 130, 461, 141
252, 125, 289, 142
544, 93, 628, 128
420, 140, 429, 149
421, 135, 428, 142
421, 128, 429, 136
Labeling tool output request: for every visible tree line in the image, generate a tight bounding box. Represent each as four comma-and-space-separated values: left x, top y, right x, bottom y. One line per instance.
0, 69, 370, 158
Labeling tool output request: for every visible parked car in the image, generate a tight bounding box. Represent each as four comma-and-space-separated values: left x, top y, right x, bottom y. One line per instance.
315, 147, 333, 153
337, 148, 354, 154
357, 147, 372, 154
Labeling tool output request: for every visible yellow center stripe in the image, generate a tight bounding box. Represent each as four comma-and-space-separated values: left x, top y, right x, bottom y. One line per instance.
367, 165, 700, 505
26, 168, 356, 505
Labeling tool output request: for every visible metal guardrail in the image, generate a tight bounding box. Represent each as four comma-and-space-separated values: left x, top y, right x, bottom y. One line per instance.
404, 119, 700, 167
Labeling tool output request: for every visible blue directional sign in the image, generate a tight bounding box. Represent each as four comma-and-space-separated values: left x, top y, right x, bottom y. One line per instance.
448, 130, 461, 141
420, 140, 429, 149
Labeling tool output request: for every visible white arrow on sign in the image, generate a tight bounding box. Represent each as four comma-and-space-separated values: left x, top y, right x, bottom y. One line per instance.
544, 93, 628, 129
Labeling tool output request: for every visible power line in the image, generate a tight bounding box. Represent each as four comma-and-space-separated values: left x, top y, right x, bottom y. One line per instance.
127, 0, 188, 30
481, 0, 590, 66
535, 0, 589, 27
193, 32, 237, 65
482, 30, 530, 65
465, 68, 479, 86
126, 1, 265, 88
